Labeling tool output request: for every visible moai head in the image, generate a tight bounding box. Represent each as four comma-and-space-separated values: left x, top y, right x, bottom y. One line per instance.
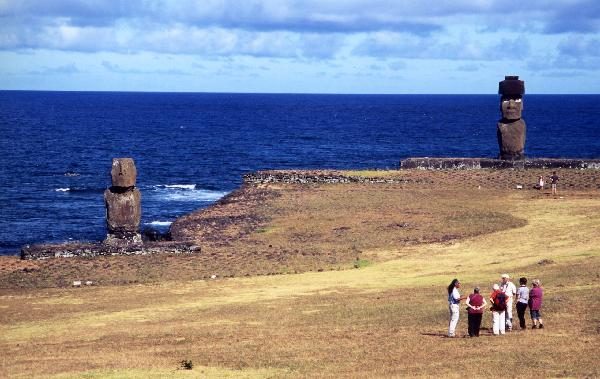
499, 76, 524, 121
111, 158, 137, 188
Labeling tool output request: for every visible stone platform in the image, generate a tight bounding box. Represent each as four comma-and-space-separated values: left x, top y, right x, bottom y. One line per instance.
21, 241, 201, 260
399, 157, 600, 170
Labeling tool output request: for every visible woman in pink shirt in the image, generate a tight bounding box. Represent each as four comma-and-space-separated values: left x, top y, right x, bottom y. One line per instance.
529, 279, 544, 329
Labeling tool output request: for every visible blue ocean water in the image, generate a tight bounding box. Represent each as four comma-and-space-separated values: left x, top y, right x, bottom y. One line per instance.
1, 91, 599, 255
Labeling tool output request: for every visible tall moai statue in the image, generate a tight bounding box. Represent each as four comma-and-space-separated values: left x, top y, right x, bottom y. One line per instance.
104, 158, 142, 245
497, 75, 526, 160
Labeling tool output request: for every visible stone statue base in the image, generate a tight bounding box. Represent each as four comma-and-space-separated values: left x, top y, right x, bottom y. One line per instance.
497, 119, 526, 160
104, 231, 143, 247
399, 157, 600, 170
21, 241, 201, 259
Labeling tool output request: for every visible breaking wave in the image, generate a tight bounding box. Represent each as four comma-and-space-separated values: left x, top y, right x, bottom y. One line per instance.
54, 187, 104, 194
151, 184, 227, 202
145, 221, 172, 227
158, 184, 197, 190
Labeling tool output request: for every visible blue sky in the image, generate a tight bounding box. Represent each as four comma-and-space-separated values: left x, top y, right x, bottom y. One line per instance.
1, 0, 599, 93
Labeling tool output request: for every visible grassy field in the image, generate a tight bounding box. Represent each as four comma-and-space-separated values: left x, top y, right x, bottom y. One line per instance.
1, 169, 599, 378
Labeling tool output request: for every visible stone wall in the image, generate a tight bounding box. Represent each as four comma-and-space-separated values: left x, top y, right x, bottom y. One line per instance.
21, 241, 200, 260
400, 157, 600, 170
243, 170, 408, 185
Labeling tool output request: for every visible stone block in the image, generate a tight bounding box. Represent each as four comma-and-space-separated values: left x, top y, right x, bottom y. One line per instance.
497, 119, 526, 160
104, 188, 141, 233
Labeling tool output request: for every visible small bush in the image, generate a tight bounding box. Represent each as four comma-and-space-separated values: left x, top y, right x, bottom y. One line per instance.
179, 359, 193, 370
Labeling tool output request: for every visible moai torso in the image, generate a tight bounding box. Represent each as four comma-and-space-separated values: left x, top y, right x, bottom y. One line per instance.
497, 76, 526, 160
104, 158, 142, 244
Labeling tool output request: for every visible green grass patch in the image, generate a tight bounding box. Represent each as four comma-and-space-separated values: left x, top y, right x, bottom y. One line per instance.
353, 259, 371, 269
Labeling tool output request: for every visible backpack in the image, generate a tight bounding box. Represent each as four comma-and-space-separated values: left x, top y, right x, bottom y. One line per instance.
495, 292, 507, 311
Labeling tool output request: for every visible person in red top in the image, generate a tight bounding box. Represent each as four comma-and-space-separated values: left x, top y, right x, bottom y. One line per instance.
466, 287, 487, 337
490, 283, 506, 335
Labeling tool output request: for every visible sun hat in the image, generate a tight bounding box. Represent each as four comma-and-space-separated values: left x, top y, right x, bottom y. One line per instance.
501, 273, 510, 279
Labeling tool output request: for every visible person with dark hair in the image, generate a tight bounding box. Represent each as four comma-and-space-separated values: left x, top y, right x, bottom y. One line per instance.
466, 287, 486, 337
529, 279, 544, 329
516, 277, 529, 329
447, 279, 465, 337
550, 172, 559, 195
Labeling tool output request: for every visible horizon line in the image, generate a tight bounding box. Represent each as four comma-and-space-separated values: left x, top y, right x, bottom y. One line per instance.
1, 89, 599, 96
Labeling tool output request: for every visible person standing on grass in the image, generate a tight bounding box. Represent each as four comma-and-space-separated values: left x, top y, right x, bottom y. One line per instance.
447, 279, 466, 337
490, 283, 507, 335
550, 171, 559, 195
516, 277, 529, 330
466, 287, 486, 337
500, 273, 517, 331
529, 279, 544, 329
538, 175, 545, 190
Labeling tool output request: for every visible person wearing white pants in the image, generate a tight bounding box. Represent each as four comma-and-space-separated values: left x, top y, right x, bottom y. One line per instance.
447, 279, 464, 337
490, 283, 506, 335
501, 274, 517, 331
492, 308, 506, 335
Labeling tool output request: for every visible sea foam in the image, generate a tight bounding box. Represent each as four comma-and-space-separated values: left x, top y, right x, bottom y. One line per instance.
146, 221, 172, 227
157, 184, 197, 190
151, 184, 227, 202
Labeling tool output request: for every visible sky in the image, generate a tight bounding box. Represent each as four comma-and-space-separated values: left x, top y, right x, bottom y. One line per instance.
1, 0, 599, 94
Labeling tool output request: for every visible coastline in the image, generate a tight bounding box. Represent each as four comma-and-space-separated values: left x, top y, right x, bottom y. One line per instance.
1, 166, 598, 288
1, 167, 599, 377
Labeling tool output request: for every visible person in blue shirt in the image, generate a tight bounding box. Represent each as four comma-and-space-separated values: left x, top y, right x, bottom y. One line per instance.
447, 279, 466, 337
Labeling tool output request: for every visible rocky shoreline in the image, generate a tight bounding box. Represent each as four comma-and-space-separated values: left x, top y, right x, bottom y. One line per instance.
1, 166, 598, 288
18, 160, 600, 261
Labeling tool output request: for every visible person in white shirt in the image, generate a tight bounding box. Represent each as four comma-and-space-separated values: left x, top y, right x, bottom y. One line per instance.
447, 278, 466, 337
516, 277, 530, 329
500, 273, 517, 331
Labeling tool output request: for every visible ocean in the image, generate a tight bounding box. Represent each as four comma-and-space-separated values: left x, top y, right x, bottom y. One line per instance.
1, 91, 599, 255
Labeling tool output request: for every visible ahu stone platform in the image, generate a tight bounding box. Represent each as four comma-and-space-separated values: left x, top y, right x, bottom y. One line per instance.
21, 241, 201, 260
399, 158, 600, 170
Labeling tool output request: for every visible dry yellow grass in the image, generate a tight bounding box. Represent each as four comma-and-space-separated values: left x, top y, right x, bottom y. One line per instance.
1, 170, 599, 378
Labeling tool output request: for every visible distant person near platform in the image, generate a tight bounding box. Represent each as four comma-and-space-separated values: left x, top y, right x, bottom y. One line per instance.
550, 172, 559, 195
537, 175, 545, 190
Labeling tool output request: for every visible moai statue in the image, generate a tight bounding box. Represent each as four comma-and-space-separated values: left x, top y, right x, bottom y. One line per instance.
104, 158, 142, 245
497, 76, 526, 160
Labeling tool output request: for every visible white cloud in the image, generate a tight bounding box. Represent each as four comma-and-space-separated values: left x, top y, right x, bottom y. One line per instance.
1, 0, 599, 93
352, 32, 530, 61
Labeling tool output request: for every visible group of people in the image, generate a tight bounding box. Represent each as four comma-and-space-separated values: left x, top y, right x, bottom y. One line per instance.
535, 171, 559, 195
447, 274, 544, 337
